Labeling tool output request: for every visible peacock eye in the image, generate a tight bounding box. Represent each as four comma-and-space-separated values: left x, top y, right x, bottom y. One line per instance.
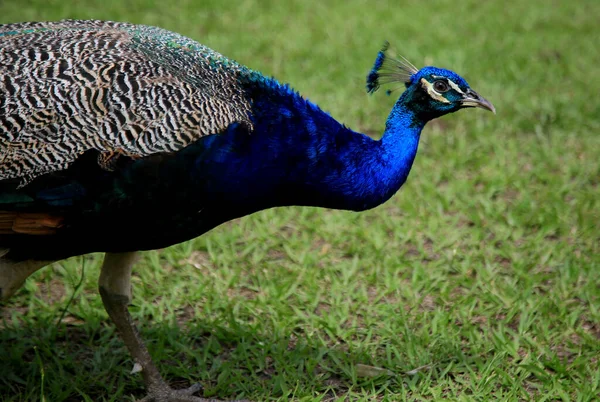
433, 80, 450, 93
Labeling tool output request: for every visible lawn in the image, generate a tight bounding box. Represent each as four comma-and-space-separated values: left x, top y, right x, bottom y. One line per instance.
1, 0, 599, 401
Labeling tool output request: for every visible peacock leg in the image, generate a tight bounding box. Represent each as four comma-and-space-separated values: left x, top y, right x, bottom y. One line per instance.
0, 259, 51, 300
99, 252, 240, 402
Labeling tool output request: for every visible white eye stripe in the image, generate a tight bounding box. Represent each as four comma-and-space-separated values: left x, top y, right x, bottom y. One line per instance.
446, 79, 465, 95
420, 78, 450, 103
431, 75, 466, 95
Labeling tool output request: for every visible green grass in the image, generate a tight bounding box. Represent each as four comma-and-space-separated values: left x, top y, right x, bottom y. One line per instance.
1, 0, 599, 401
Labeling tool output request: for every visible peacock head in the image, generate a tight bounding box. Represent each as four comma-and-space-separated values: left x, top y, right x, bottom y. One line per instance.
366, 42, 495, 121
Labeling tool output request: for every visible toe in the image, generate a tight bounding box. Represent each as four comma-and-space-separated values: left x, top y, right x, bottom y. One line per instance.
136, 383, 248, 402
172, 382, 203, 396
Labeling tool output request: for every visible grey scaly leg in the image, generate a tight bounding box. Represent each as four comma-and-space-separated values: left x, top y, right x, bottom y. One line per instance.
0, 257, 51, 301
99, 252, 249, 402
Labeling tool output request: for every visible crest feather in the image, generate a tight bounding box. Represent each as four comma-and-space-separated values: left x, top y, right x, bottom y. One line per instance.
366, 41, 419, 94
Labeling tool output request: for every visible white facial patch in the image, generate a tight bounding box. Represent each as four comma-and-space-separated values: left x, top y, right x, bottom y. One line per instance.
446, 79, 465, 95
431, 75, 466, 95
420, 78, 450, 103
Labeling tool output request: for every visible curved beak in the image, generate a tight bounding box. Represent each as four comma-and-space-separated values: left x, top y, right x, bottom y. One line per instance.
461, 89, 496, 114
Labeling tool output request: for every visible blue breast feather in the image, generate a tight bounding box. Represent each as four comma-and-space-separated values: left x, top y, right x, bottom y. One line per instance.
183, 73, 422, 213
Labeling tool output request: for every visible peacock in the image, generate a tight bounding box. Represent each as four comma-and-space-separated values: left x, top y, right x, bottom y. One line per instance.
0, 19, 495, 402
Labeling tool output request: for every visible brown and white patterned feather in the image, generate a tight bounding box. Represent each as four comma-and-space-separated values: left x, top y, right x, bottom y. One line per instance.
0, 19, 254, 185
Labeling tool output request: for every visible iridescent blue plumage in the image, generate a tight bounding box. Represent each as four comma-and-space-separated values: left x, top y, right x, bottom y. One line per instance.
0, 23, 495, 259
0, 20, 495, 401
409, 66, 469, 88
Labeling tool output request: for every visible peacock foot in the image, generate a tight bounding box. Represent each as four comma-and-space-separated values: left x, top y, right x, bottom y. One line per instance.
98, 254, 250, 402
137, 382, 201, 402
137, 382, 250, 402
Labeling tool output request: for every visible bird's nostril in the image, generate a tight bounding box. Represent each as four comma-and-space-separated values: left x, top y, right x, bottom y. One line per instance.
468, 89, 480, 99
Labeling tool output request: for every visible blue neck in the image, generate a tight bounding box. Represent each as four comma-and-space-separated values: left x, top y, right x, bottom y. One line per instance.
375, 95, 425, 207
191, 80, 425, 213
